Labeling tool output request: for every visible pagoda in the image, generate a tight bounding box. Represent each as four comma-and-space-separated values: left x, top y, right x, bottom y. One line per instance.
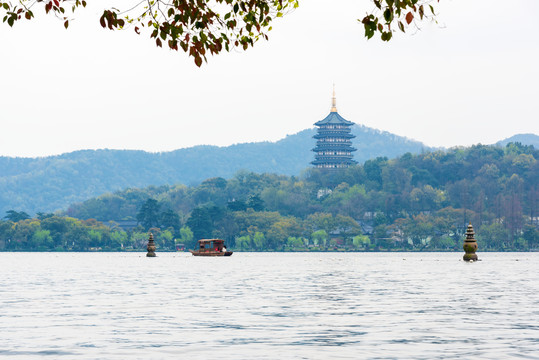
311, 88, 357, 169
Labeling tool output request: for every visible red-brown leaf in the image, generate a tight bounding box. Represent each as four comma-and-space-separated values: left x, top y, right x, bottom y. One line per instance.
405, 12, 413, 25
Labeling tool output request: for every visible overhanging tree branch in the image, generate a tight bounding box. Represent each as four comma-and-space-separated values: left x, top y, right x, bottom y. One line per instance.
1, 0, 439, 66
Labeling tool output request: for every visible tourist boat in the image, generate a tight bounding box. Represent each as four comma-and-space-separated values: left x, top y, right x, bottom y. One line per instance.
190, 239, 233, 256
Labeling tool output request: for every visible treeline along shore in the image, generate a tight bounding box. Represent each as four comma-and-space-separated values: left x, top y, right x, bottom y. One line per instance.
1, 143, 538, 252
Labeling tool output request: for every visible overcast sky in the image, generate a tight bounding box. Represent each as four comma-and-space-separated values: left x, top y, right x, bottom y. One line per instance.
1, 0, 538, 157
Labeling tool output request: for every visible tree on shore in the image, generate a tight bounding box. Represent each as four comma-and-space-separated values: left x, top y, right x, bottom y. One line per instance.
0, 0, 438, 66
136, 199, 161, 230
3, 210, 30, 223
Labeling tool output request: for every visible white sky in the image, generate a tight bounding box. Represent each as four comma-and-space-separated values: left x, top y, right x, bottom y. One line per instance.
1, 0, 538, 157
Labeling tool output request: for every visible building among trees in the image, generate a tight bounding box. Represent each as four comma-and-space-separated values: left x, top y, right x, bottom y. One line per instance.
311, 88, 357, 169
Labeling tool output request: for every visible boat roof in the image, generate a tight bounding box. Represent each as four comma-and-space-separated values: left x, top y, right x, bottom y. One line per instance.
198, 239, 225, 243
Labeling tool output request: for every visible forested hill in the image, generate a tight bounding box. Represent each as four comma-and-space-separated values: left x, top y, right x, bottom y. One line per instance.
2, 142, 537, 252
0, 125, 427, 215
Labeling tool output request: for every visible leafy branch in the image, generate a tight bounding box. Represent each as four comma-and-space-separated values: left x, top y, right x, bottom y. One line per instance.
0, 0, 439, 66
361, 0, 439, 41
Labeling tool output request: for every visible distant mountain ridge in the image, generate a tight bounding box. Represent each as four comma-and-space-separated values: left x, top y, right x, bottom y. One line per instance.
496, 133, 539, 149
1, 127, 535, 215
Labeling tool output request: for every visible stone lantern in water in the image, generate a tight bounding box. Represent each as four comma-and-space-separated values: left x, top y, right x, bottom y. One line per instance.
463, 223, 478, 261
146, 232, 156, 257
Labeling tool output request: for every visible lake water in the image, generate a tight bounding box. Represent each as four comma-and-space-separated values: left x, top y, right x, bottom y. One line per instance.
1, 252, 538, 359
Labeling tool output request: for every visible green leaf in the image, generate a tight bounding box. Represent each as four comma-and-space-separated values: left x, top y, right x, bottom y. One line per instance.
363, 23, 375, 39
381, 31, 392, 42
383, 9, 392, 23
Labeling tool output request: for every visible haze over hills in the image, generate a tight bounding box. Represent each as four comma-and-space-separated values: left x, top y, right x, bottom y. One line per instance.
0, 126, 536, 216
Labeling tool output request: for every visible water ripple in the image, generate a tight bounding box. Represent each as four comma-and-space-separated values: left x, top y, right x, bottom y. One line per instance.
1, 252, 538, 359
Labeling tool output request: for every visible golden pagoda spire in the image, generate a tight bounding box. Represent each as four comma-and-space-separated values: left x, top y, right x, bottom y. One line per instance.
331, 84, 337, 112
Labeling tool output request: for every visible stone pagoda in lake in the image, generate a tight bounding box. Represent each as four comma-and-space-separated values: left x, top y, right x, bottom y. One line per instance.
311, 87, 357, 169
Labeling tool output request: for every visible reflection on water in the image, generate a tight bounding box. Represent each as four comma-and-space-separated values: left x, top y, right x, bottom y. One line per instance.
1, 253, 538, 359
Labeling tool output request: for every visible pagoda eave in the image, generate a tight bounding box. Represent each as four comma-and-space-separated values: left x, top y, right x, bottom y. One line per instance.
311, 159, 357, 165
313, 133, 355, 140
312, 146, 357, 152
314, 112, 355, 126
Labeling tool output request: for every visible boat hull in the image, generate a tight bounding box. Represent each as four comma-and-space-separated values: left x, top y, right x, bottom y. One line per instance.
190, 250, 233, 257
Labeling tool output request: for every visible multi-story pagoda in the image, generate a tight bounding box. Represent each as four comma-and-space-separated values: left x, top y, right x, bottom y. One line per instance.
311, 88, 357, 169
